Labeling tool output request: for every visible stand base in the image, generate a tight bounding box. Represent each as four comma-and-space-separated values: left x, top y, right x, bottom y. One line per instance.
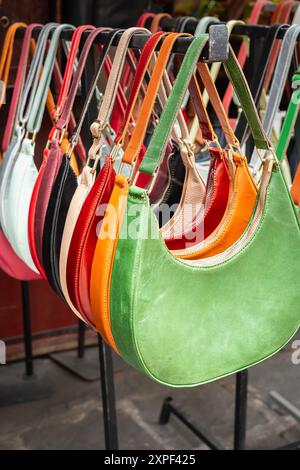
159, 397, 224, 450
50, 347, 100, 381
0, 359, 53, 406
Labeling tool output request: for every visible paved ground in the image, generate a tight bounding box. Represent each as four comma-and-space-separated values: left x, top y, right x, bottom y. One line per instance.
0, 333, 300, 450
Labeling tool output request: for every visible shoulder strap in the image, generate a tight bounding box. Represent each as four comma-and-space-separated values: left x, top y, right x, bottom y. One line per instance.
52, 24, 95, 122
139, 39, 272, 180
0, 22, 28, 106
137, 13, 155, 28
120, 33, 191, 168
150, 13, 172, 33
223, 0, 271, 115
26, 23, 75, 136
17, 23, 58, 128
190, 20, 244, 144
1, 24, 41, 151
264, 1, 299, 91
276, 69, 300, 161
56, 27, 113, 132
235, 23, 285, 145
88, 27, 150, 160
61, 29, 123, 154
251, 23, 300, 171
114, 31, 167, 148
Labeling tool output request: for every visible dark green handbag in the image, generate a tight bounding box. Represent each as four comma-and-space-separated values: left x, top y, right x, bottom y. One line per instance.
110, 37, 300, 387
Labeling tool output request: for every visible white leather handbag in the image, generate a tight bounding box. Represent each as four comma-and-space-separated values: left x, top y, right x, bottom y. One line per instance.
1, 23, 73, 273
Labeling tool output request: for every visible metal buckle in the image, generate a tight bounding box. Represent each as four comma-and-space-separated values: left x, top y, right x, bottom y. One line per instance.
25, 131, 37, 143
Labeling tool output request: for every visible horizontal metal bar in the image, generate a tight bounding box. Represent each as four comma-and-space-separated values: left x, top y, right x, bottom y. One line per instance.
269, 391, 300, 422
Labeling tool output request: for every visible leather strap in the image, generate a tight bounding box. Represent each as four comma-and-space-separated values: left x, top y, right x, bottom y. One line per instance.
17, 23, 58, 128
26, 23, 75, 135
235, 23, 285, 145
150, 13, 172, 33
251, 24, 300, 171
264, 1, 299, 91
1, 24, 41, 152
276, 69, 300, 161
115, 31, 167, 148
139, 39, 271, 178
63, 29, 123, 151
0, 22, 27, 106
223, 0, 272, 115
190, 20, 244, 144
137, 12, 155, 28
52, 25, 95, 123
196, 63, 239, 146
182, 16, 220, 110
56, 28, 115, 133
88, 27, 150, 160
202, 20, 244, 107
120, 33, 191, 167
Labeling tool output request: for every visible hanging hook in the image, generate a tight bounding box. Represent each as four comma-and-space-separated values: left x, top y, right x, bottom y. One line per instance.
0, 16, 10, 28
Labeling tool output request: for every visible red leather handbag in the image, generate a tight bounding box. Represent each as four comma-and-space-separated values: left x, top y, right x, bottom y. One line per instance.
28, 25, 93, 279
164, 62, 240, 250
66, 30, 165, 323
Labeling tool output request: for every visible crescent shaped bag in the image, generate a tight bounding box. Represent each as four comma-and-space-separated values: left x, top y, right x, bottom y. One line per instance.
107, 39, 300, 386
88, 32, 205, 343
41, 28, 122, 297
63, 27, 152, 325
0, 24, 41, 280
0, 23, 74, 273
27, 25, 93, 280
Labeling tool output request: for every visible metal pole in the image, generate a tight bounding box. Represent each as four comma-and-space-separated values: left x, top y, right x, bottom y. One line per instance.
234, 370, 248, 450
98, 334, 119, 450
21, 281, 34, 377
77, 320, 85, 359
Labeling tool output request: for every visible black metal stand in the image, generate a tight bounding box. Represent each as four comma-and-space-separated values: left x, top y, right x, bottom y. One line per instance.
50, 320, 101, 381
98, 335, 119, 450
0, 281, 53, 406
269, 391, 300, 450
159, 371, 248, 450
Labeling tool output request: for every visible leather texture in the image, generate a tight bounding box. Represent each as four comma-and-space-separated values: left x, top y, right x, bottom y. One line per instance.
165, 148, 230, 249
110, 167, 300, 386
107, 36, 300, 386
89, 32, 202, 347
41, 28, 121, 293
62, 28, 148, 321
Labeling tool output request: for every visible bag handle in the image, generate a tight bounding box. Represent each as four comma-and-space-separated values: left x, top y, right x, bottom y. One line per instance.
0, 22, 28, 106
88, 27, 150, 160
264, 1, 299, 92
137, 12, 155, 28
235, 23, 285, 146
251, 23, 300, 172
52, 24, 95, 123
114, 31, 167, 149
196, 62, 240, 147
182, 16, 220, 110
119, 33, 194, 169
138, 38, 272, 180
150, 13, 172, 33
56, 27, 114, 132
189, 20, 244, 144
17, 23, 59, 128
59, 29, 123, 156
26, 23, 75, 136
1, 24, 41, 152
276, 70, 300, 162
222, 0, 271, 115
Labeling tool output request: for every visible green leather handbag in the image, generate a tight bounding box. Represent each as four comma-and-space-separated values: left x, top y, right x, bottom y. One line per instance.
109, 36, 300, 387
